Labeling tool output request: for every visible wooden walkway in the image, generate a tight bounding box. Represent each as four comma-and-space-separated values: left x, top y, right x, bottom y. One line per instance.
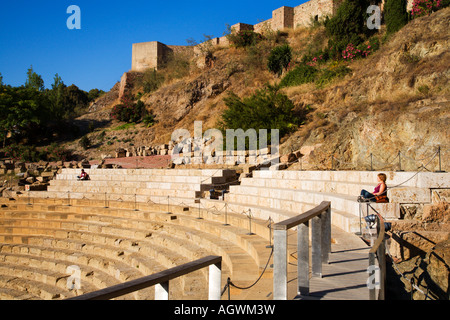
287, 227, 371, 300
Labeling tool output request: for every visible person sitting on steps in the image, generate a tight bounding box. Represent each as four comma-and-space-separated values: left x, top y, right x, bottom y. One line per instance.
358, 173, 389, 203
77, 169, 90, 181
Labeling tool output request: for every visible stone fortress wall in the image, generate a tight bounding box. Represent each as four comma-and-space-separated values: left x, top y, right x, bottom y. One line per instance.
131, 0, 414, 72
131, 0, 345, 72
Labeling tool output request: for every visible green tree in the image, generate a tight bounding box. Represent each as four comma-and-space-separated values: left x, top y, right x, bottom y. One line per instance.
385, 0, 408, 34
25, 65, 45, 91
87, 88, 105, 101
267, 44, 292, 76
0, 86, 47, 147
219, 85, 303, 148
47, 73, 66, 119
63, 84, 89, 118
0, 72, 3, 86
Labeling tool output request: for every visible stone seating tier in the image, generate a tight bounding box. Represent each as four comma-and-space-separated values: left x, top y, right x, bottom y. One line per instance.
0, 199, 272, 273
0, 197, 273, 300
28, 168, 238, 205
207, 170, 448, 233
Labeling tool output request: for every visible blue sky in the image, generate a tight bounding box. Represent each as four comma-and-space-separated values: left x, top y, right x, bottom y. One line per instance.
0, 0, 306, 92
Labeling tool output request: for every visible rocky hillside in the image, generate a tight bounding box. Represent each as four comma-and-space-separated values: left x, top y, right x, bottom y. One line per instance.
284, 7, 449, 171
74, 8, 449, 172
388, 202, 449, 300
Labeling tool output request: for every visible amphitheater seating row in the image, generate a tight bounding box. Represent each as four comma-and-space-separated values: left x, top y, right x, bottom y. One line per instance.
27, 168, 237, 205
4, 168, 445, 300
0, 196, 273, 300
202, 170, 447, 233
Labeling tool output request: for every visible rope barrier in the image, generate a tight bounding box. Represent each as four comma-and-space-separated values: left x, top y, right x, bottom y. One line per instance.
357, 150, 440, 203
222, 247, 274, 298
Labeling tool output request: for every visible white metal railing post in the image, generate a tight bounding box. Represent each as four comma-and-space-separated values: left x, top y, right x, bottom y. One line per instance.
311, 215, 323, 278
273, 202, 331, 300
298, 222, 309, 296
322, 207, 331, 264
208, 261, 222, 300
273, 228, 288, 300
155, 281, 169, 300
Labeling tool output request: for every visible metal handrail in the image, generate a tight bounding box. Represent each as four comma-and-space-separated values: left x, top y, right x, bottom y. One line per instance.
274, 201, 331, 231
367, 205, 386, 300
66, 255, 222, 300
273, 201, 332, 300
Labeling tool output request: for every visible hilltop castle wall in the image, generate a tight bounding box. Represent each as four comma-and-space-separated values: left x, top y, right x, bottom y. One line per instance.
130, 0, 414, 72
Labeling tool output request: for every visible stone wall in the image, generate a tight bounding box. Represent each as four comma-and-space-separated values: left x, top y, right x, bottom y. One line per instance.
131, 0, 416, 72
272, 6, 295, 30
131, 1, 343, 72
294, 0, 335, 27
132, 41, 173, 72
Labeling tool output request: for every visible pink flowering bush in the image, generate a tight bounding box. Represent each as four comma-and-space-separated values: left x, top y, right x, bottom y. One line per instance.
342, 43, 360, 61
302, 49, 330, 67
306, 55, 325, 67
342, 38, 379, 61
411, 0, 442, 17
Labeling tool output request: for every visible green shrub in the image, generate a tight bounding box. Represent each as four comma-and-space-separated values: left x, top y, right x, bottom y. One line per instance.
110, 94, 147, 123
301, 48, 331, 67
219, 85, 304, 148
44, 143, 72, 162
385, 0, 409, 34
227, 30, 263, 48
411, 0, 449, 18
267, 44, 292, 76
79, 136, 91, 150
141, 69, 165, 93
280, 65, 318, 87
3, 144, 40, 162
142, 111, 156, 128
2, 143, 71, 162
315, 63, 352, 88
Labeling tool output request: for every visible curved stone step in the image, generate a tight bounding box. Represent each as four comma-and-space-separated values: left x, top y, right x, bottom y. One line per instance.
0, 221, 209, 287
1, 199, 271, 299
0, 274, 72, 300
1, 205, 268, 275
0, 244, 138, 291
0, 258, 98, 295
0, 285, 38, 300
0, 215, 236, 297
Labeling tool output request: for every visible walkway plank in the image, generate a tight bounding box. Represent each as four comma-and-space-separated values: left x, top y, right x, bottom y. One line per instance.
289, 227, 371, 300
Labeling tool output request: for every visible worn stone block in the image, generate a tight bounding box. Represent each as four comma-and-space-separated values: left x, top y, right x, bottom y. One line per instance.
388, 187, 431, 203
